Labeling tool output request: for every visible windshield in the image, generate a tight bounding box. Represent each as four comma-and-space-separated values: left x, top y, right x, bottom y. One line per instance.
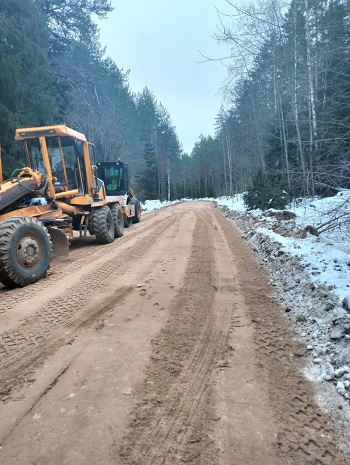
47, 137, 77, 188
26, 138, 45, 174
26, 136, 80, 190
99, 163, 125, 195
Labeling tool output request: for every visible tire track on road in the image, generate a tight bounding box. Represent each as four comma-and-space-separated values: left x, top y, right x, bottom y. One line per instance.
217, 211, 347, 464
0, 215, 169, 316
119, 206, 348, 465
119, 209, 236, 465
0, 215, 176, 398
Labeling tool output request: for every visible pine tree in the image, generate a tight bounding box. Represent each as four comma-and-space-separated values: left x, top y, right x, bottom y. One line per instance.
136, 143, 159, 200
0, 0, 58, 176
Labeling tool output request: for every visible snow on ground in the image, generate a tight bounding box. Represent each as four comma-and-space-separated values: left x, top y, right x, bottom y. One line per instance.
211, 192, 350, 309
142, 199, 180, 211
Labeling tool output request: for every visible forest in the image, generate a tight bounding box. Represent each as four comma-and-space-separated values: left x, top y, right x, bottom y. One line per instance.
1, 0, 350, 207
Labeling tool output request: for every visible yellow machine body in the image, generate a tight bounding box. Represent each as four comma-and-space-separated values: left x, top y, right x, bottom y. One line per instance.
0, 125, 125, 288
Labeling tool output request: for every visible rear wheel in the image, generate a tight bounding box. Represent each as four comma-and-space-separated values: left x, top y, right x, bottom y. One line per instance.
92, 206, 114, 244
110, 204, 124, 238
0, 217, 52, 288
130, 198, 141, 223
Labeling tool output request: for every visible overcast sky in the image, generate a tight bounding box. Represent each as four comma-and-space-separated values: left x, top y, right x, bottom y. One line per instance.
97, 0, 233, 154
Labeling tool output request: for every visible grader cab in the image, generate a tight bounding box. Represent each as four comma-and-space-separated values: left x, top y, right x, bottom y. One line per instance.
0, 125, 124, 288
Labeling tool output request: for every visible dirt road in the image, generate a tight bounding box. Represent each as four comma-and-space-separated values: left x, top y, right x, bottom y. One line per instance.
0, 202, 347, 464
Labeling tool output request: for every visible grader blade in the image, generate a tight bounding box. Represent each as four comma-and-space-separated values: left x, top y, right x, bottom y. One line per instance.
47, 227, 69, 257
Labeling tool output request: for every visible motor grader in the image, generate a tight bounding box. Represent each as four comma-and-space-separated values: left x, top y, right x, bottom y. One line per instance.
0, 124, 125, 288
96, 159, 141, 228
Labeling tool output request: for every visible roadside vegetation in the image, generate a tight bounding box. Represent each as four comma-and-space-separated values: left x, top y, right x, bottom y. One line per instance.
1, 0, 350, 206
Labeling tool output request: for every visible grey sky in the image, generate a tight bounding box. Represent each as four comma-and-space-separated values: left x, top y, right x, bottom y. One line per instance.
97, 1, 232, 153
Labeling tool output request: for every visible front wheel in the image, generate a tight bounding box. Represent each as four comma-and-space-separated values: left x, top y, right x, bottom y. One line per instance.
124, 214, 132, 228
0, 217, 52, 288
110, 204, 124, 238
129, 198, 141, 224
92, 206, 114, 244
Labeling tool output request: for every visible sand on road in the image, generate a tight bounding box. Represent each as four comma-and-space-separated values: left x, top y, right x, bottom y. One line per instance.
0, 201, 347, 464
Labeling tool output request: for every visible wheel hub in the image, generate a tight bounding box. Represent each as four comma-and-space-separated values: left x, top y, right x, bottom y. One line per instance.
17, 236, 41, 268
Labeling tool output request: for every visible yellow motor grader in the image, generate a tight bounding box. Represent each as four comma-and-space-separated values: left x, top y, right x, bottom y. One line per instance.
0, 124, 125, 288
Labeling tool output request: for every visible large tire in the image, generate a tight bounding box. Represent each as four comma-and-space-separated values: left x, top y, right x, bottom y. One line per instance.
130, 198, 141, 224
0, 217, 52, 288
123, 214, 132, 228
110, 203, 124, 238
92, 206, 115, 244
